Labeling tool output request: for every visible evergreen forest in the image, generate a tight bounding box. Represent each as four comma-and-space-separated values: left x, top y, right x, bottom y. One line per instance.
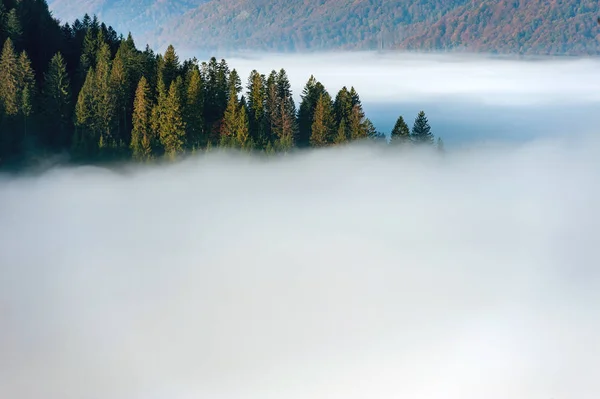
0, 0, 443, 170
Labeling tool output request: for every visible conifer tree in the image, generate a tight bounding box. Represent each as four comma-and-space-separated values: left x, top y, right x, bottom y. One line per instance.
274, 68, 297, 151
131, 76, 153, 161
94, 42, 116, 153
349, 104, 367, 140
0, 38, 19, 116
221, 82, 239, 143
298, 75, 327, 147
390, 115, 410, 145
161, 44, 180, 90
411, 110, 434, 144
43, 52, 72, 149
73, 67, 97, 158
309, 92, 334, 147
159, 77, 186, 159
185, 66, 204, 149
235, 102, 251, 150
246, 69, 267, 146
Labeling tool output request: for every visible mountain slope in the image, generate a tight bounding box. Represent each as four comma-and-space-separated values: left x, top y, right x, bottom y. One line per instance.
48, 0, 600, 56
47, 0, 207, 43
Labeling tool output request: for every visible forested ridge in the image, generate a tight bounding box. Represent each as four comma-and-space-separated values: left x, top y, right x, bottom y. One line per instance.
47, 0, 600, 57
0, 0, 442, 170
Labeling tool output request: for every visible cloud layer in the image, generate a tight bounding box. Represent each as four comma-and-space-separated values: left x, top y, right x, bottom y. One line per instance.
223, 51, 600, 106
1, 134, 600, 399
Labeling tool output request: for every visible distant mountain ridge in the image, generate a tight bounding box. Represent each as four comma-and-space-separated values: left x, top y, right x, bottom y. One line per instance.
48, 0, 600, 56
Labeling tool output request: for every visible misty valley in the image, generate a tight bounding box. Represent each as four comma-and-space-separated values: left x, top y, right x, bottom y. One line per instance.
2, 1, 600, 399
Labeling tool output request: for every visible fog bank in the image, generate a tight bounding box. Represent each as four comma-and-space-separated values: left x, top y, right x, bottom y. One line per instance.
1, 136, 600, 399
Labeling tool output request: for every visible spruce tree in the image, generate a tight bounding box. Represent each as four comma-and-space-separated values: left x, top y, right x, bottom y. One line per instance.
349, 104, 367, 140
411, 110, 434, 144
221, 83, 238, 143
131, 76, 154, 161
43, 52, 72, 149
159, 77, 186, 159
298, 75, 326, 147
0, 38, 19, 116
235, 102, 251, 150
390, 115, 410, 145
73, 67, 97, 158
246, 69, 267, 147
185, 66, 204, 149
310, 92, 334, 147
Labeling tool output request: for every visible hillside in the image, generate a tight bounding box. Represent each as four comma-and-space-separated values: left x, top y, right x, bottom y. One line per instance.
47, 0, 600, 56
46, 0, 206, 44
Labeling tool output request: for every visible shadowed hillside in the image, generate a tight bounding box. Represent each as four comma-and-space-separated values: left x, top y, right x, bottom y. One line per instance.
50, 0, 600, 56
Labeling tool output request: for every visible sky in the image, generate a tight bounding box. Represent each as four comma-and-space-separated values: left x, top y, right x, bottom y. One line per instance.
1, 52, 600, 399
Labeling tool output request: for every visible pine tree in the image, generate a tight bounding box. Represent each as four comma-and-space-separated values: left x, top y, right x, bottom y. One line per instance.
411, 110, 434, 144
161, 44, 180, 90
42, 52, 72, 149
390, 115, 410, 145
274, 68, 297, 151
159, 77, 186, 159
131, 76, 154, 161
73, 67, 97, 158
0, 38, 19, 116
309, 92, 334, 147
221, 82, 238, 142
185, 66, 204, 149
235, 102, 251, 150
246, 69, 267, 147
349, 104, 367, 140
298, 75, 327, 147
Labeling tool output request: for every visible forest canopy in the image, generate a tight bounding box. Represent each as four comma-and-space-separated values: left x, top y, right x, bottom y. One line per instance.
0, 0, 442, 170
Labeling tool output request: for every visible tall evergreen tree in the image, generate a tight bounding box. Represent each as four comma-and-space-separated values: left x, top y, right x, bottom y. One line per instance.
130, 76, 153, 161
246, 69, 267, 147
0, 37, 18, 116
411, 110, 434, 144
185, 65, 204, 149
298, 75, 327, 147
42, 52, 72, 149
274, 68, 297, 151
159, 77, 186, 159
309, 91, 334, 147
348, 104, 367, 140
390, 115, 410, 145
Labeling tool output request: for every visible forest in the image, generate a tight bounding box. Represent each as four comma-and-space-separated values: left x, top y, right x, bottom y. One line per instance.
0, 0, 442, 170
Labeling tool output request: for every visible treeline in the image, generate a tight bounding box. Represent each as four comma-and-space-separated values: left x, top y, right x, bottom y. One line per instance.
0, 0, 442, 168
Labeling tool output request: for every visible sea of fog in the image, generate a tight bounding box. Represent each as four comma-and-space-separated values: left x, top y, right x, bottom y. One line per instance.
212, 51, 600, 147
2, 52, 600, 399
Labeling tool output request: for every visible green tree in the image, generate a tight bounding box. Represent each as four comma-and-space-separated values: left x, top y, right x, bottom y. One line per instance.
159, 77, 186, 159
246, 69, 267, 147
411, 110, 434, 144
348, 104, 367, 140
390, 115, 410, 145
0, 37, 18, 116
185, 65, 204, 149
131, 76, 154, 161
309, 92, 334, 147
298, 75, 327, 147
42, 52, 72, 149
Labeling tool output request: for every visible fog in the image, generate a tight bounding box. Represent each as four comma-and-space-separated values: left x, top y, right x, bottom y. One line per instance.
2, 131, 600, 398
221, 51, 600, 146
